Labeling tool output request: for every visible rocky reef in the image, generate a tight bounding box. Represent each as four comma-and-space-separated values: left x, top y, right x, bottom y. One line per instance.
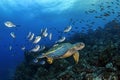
14, 20, 120, 80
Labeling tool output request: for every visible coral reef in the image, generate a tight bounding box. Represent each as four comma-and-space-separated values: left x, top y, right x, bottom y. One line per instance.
14, 20, 120, 80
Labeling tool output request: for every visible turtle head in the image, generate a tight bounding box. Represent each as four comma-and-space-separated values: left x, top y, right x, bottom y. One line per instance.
73, 42, 85, 50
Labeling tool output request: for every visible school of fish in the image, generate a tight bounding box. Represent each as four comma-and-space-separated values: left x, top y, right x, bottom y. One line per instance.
4, 21, 72, 53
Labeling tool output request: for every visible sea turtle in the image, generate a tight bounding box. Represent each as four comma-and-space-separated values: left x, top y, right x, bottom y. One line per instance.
37, 42, 85, 64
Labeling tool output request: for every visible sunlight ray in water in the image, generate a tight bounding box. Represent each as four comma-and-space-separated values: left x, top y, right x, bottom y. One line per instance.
0, 0, 102, 13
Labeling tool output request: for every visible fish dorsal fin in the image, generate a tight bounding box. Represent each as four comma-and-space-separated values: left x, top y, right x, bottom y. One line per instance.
73, 51, 79, 64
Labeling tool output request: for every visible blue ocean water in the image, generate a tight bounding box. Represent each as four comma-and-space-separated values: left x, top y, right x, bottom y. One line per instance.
0, 0, 119, 80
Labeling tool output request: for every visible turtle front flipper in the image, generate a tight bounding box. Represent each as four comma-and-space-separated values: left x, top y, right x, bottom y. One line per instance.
73, 51, 79, 64
47, 57, 53, 64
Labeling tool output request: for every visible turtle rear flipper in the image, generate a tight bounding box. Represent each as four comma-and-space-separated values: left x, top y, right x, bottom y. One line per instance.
73, 51, 79, 64
47, 57, 53, 64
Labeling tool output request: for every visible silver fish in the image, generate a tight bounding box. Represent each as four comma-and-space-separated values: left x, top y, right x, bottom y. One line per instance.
53, 44, 58, 47
44, 28, 47, 32
33, 58, 38, 63
27, 32, 32, 38
21, 46, 25, 51
4, 21, 16, 28
43, 32, 48, 37
42, 28, 48, 37
33, 36, 41, 44
39, 45, 45, 51
64, 25, 72, 32
10, 32, 16, 38
29, 33, 34, 41
56, 36, 66, 43
30, 45, 40, 52
49, 33, 52, 40
9, 45, 12, 51
41, 29, 43, 33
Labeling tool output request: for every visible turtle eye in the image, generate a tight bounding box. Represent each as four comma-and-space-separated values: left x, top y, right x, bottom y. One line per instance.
80, 43, 84, 46
80, 42, 84, 46
78, 42, 85, 48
